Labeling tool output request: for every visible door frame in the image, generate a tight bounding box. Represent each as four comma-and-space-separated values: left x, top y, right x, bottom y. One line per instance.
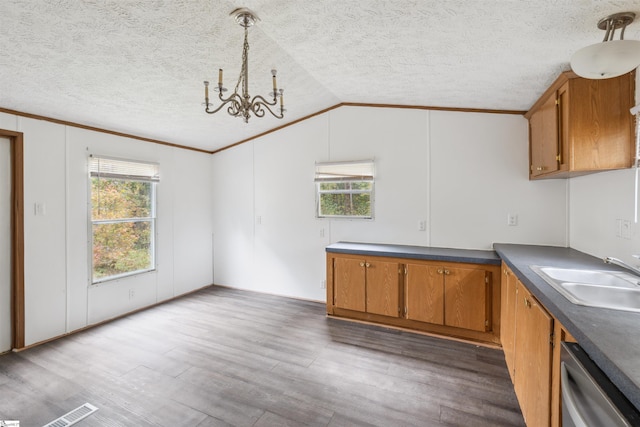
1, 129, 24, 349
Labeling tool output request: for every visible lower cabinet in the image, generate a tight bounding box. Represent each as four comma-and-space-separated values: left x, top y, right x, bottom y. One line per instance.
333, 256, 402, 317
327, 252, 500, 344
406, 262, 490, 332
501, 265, 518, 381
501, 262, 574, 427
333, 257, 367, 312
513, 284, 553, 427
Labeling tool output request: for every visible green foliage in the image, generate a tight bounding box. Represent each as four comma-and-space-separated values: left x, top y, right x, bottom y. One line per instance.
318, 181, 372, 217
91, 178, 154, 281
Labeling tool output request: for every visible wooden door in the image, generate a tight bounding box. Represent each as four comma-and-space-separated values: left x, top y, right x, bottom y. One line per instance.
443, 267, 489, 332
0, 137, 10, 352
529, 91, 559, 177
501, 264, 517, 381
514, 285, 553, 427
366, 259, 401, 317
405, 263, 444, 324
333, 257, 366, 312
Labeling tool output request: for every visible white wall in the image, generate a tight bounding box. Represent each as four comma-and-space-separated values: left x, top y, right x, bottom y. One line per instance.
0, 111, 213, 347
569, 168, 639, 263
211, 106, 568, 301
429, 110, 567, 249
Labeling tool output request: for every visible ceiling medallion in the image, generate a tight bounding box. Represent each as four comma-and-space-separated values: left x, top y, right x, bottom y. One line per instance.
203, 8, 285, 123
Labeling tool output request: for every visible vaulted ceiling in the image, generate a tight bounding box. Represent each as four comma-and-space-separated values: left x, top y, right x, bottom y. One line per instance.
1, 1, 639, 152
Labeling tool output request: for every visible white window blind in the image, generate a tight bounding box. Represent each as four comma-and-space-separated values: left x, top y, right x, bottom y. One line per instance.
89, 156, 160, 182
314, 160, 374, 182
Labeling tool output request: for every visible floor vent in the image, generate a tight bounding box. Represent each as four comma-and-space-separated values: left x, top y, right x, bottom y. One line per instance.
42, 403, 98, 427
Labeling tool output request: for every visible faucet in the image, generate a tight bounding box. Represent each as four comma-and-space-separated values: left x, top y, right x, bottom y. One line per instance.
603, 256, 640, 277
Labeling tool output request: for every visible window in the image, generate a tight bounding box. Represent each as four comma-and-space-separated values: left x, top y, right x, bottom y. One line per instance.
315, 160, 374, 219
89, 156, 159, 284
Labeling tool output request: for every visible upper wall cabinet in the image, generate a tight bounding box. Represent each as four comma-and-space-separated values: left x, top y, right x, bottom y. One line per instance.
525, 70, 636, 179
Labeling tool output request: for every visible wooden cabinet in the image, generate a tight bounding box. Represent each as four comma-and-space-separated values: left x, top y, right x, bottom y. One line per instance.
405, 263, 443, 324
328, 252, 501, 345
443, 266, 489, 332
513, 283, 553, 427
332, 255, 402, 317
501, 265, 518, 381
405, 263, 490, 332
529, 88, 560, 177
366, 259, 402, 317
526, 70, 635, 179
502, 262, 575, 427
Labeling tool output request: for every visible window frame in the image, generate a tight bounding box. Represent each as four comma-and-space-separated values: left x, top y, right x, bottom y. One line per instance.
88, 155, 159, 285
315, 160, 375, 219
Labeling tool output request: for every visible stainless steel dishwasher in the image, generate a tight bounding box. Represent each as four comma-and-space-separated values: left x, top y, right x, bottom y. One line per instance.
561, 342, 640, 426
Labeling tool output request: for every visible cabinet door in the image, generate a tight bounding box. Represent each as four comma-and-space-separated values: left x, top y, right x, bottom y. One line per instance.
405, 263, 444, 324
529, 92, 559, 177
557, 82, 569, 170
514, 285, 553, 427
366, 260, 401, 317
501, 265, 517, 381
444, 267, 489, 332
570, 75, 634, 171
333, 257, 366, 312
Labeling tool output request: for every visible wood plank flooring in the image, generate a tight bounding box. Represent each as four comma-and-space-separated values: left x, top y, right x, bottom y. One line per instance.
0, 286, 525, 426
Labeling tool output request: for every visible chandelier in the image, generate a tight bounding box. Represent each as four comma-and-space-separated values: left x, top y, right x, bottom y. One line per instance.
570, 12, 640, 79
203, 8, 285, 123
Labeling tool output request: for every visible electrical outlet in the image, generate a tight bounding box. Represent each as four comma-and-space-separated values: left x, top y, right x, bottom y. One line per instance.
129, 289, 135, 299
507, 213, 518, 226
418, 220, 427, 231
320, 228, 325, 238
320, 280, 326, 289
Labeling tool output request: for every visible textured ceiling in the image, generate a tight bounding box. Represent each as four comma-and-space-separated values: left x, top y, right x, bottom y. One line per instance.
1, 1, 639, 152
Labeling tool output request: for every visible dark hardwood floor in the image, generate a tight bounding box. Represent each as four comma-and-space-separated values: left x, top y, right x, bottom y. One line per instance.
0, 286, 525, 426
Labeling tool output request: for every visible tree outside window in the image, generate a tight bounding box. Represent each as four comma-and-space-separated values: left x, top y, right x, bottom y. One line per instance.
89, 156, 158, 283
315, 160, 374, 219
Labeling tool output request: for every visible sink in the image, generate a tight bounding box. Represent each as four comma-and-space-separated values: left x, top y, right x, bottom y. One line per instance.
560, 283, 640, 312
533, 266, 640, 288
529, 265, 640, 312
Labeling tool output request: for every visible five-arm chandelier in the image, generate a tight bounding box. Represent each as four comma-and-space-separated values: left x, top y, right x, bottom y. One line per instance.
203, 8, 285, 123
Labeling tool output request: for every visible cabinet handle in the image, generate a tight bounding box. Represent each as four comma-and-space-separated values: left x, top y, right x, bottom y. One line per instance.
444, 269, 450, 275
360, 262, 365, 267
437, 269, 443, 274
365, 262, 371, 268
524, 297, 532, 308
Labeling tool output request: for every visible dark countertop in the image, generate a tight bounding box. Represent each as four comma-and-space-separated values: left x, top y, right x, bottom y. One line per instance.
326, 242, 502, 265
494, 243, 640, 410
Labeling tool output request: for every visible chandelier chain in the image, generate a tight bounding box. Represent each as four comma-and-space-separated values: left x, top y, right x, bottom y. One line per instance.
234, 25, 249, 97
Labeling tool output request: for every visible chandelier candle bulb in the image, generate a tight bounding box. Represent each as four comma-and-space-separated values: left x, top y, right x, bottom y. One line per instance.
204, 81, 209, 100
218, 69, 223, 86
272, 69, 277, 96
